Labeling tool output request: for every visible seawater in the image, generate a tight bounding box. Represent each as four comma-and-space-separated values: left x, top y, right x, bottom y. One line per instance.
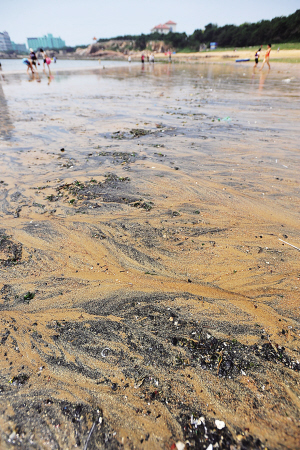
0, 58, 136, 74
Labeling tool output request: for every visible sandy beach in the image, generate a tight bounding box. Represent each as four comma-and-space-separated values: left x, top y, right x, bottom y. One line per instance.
161, 48, 300, 64
0, 62, 300, 449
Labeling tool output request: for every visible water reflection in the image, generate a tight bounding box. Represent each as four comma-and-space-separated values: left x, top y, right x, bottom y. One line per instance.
17, 65, 300, 100
0, 82, 13, 140
1, 63, 299, 144
258, 70, 270, 92
47, 75, 54, 85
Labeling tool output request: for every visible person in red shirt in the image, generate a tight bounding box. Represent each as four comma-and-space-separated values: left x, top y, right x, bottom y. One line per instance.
260, 44, 271, 71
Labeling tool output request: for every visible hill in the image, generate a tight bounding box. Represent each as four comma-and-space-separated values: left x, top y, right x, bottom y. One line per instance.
98, 9, 300, 52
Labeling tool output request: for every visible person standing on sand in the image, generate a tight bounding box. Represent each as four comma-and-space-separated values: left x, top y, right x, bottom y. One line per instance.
40, 48, 47, 71
260, 44, 271, 71
40, 49, 51, 75
253, 46, 262, 70
141, 54, 145, 64
0, 62, 4, 80
29, 49, 39, 72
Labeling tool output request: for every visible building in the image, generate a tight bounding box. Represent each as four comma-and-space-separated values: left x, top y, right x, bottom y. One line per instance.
0, 31, 12, 52
11, 42, 27, 53
210, 42, 218, 50
0, 31, 27, 53
165, 21, 177, 32
27, 33, 65, 51
0, 34, 6, 51
151, 21, 177, 34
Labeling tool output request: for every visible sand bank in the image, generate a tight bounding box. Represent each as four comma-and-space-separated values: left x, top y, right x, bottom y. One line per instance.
149, 48, 300, 64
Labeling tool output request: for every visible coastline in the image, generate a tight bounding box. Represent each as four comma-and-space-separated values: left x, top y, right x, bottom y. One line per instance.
0, 58, 299, 80
0, 61, 137, 77
1, 48, 300, 64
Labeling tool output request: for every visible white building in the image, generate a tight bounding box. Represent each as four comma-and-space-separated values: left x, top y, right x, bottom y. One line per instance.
0, 31, 12, 52
151, 21, 177, 34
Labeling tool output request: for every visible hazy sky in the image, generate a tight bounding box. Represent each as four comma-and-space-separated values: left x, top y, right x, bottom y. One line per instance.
1, 0, 299, 46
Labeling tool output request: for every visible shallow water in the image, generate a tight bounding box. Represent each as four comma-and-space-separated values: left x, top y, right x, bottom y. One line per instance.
0, 58, 136, 74
0, 62, 300, 449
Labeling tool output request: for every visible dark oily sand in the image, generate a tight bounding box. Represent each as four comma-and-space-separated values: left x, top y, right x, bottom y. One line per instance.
0, 63, 300, 449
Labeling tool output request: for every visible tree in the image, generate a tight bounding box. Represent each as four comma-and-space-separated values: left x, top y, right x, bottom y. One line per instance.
135, 34, 146, 51
94, 10, 300, 52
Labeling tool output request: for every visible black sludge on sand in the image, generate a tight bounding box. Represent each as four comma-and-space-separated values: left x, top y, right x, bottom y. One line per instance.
4, 289, 290, 449
1, 63, 300, 449
0, 233, 22, 267
0, 294, 280, 450
2, 398, 121, 450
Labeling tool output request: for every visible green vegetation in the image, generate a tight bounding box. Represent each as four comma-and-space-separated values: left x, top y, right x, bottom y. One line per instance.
212, 42, 300, 51
197, 11, 300, 48
272, 58, 300, 63
274, 42, 300, 49
23, 292, 35, 303
177, 47, 197, 53
97, 10, 300, 51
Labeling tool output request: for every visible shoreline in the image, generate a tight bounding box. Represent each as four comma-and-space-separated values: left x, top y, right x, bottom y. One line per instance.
1, 48, 300, 64
0, 59, 298, 80
0, 62, 138, 77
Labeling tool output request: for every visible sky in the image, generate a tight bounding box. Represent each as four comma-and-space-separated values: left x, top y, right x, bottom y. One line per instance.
1, 0, 299, 46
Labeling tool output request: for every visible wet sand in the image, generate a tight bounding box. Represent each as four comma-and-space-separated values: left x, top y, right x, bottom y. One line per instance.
0, 63, 300, 449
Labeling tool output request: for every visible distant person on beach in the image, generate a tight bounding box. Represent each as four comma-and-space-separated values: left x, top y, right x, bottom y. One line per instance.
29, 49, 39, 71
150, 53, 154, 63
141, 54, 145, 64
0, 62, 4, 80
260, 44, 271, 71
22, 58, 34, 75
40, 49, 51, 75
168, 50, 172, 63
253, 47, 261, 69
54, 56, 57, 63
128, 55, 131, 63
